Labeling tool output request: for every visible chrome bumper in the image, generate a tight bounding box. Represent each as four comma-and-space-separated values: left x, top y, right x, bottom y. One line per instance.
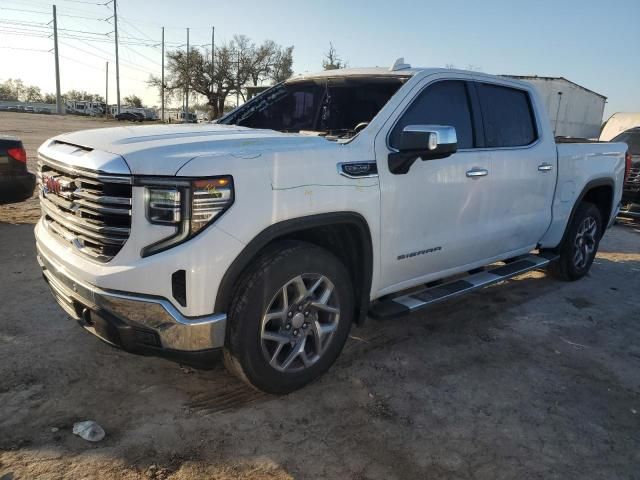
37, 246, 227, 352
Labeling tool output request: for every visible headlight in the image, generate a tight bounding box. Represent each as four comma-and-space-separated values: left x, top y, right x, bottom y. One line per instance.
147, 188, 182, 224
141, 176, 234, 257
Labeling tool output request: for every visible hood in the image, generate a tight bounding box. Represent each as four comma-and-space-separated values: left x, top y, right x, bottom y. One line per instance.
47, 123, 327, 176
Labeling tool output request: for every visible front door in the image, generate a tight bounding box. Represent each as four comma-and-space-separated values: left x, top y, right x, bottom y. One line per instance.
375, 76, 495, 294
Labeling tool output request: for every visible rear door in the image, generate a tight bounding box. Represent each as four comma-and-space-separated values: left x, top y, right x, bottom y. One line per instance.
474, 80, 556, 253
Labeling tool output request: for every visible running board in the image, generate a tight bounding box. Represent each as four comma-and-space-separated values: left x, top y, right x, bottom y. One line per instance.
368, 252, 558, 320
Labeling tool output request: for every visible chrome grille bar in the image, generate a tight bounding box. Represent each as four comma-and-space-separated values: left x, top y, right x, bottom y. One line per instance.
38, 154, 132, 262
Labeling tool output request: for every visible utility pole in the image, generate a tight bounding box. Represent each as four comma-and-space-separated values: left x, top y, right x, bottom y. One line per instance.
184, 27, 189, 123
236, 52, 240, 107
105, 61, 109, 117
215, 27, 218, 121
52, 5, 62, 115
161, 26, 165, 122
554, 91, 563, 136
113, 0, 121, 115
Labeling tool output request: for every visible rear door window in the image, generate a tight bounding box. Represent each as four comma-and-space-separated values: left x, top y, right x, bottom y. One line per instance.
476, 83, 537, 147
389, 80, 475, 149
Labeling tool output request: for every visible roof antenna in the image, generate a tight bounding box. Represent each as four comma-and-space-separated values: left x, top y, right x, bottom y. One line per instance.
390, 58, 411, 71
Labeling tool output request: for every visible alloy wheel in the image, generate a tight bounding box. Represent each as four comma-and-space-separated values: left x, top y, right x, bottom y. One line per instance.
260, 274, 340, 373
573, 216, 598, 269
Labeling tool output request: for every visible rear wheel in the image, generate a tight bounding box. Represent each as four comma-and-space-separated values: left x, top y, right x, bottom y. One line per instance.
547, 202, 602, 281
224, 241, 354, 394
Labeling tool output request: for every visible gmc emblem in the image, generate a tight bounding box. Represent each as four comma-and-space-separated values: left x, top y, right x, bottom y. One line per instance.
43, 175, 62, 195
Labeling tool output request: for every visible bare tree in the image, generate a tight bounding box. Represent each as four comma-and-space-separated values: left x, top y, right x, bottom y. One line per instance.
150, 35, 295, 119
322, 42, 347, 70
270, 46, 294, 83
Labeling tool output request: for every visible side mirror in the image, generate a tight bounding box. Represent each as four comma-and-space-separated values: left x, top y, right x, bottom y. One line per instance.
389, 125, 458, 174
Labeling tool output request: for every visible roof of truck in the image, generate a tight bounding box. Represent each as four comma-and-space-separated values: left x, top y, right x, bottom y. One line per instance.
291, 67, 421, 79
289, 66, 522, 85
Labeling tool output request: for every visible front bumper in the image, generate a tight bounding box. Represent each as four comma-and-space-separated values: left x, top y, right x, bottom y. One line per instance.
37, 245, 227, 360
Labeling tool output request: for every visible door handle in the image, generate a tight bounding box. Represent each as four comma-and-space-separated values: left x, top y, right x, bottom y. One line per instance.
538, 163, 553, 172
466, 168, 489, 178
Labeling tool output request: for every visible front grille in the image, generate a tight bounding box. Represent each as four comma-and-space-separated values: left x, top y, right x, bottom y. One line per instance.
626, 166, 640, 188
38, 154, 132, 262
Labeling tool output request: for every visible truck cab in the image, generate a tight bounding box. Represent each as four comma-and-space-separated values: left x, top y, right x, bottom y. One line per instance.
34, 63, 627, 393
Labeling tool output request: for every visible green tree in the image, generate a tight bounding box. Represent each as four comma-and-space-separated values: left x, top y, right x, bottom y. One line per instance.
63, 90, 104, 102
23, 85, 43, 102
0, 81, 18, 101
123, 95, 143, 108
0, 79, 24, 101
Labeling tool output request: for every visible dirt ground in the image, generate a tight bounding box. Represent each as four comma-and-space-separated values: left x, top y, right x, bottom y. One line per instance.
1, 112, 640, 479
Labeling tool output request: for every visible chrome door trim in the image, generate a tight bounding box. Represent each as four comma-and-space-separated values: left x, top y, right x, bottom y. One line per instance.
466, 168, 489, 178
538, 163, 553, 172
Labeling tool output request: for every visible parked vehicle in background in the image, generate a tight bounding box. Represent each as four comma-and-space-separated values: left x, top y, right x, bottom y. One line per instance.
115, 112, 144, 122
0, 136, 36, 203
174, 111, 197, 123
610, 128, 640, 208
34, 64, 627, 394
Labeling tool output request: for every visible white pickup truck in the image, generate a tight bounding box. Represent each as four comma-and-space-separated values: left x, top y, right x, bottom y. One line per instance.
35, 63, 629, 393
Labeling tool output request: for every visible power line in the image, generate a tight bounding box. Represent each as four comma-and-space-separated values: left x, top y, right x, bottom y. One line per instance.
0, 5, 106, 21
21, 0, 107, 6
1, 0, 107, 16
59, 39, 157, 75
0, 45, 50, 52
0, 24, 165, 47
119, 15, 156, 43
58, 53, 148, 84
0, 19, 111, 37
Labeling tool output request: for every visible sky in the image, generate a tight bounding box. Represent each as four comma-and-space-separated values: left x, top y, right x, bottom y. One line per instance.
0, 0, 638, 119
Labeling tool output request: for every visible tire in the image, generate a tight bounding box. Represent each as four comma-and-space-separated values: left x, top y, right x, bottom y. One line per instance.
547, 202, 602, 281
223, 241, 354, 394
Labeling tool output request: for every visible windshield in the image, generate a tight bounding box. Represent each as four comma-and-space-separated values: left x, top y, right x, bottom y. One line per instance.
612, 130, 640, 154
219, 77, 407, 139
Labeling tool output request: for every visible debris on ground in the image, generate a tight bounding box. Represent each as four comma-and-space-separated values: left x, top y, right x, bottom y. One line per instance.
72, 421, 105, 442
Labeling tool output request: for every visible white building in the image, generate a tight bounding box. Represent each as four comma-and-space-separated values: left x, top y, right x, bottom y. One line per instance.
502, 75, 606, 139
599, 112, 640, 141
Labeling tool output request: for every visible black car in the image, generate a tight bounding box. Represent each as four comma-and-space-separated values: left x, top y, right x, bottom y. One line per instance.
0, 136, 36, 203
115, 111, 144, 122
611, 127, 640, 205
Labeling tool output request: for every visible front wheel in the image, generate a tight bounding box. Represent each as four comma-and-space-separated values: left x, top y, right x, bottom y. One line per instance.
547, 202, 602, 281
224, 241, 354, 394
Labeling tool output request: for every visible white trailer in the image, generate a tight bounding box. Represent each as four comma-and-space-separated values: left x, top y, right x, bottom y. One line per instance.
599, 112, 640, 141
502, 76, 606, 139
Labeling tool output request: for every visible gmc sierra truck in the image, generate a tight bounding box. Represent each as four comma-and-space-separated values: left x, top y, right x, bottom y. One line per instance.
34, 63, 629, 393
